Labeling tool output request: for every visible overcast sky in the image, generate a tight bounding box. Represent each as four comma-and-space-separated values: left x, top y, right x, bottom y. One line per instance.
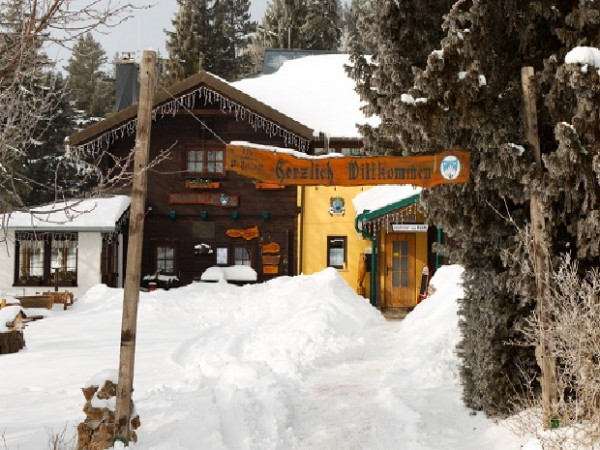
86, 0, 268, 63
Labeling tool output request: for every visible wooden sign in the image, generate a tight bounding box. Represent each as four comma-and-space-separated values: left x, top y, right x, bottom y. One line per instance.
226, 144, 470, 188
169, 192, 238, 207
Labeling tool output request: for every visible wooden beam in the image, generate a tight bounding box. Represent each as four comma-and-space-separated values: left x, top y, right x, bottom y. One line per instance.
521, 66, 558, 424
114, 50, 157, 445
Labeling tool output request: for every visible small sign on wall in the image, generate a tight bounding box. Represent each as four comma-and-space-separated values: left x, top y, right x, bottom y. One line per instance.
391, 223, 428, 233
169, 193, 239, 207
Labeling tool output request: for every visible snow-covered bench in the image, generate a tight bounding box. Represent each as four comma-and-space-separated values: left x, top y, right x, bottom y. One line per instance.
199, 266, 258, 285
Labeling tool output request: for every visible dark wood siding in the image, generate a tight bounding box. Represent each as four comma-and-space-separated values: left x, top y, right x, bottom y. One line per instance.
106, 97, 302, 286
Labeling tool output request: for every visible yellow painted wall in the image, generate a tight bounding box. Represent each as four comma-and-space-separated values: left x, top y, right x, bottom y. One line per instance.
298, 186, 372, 296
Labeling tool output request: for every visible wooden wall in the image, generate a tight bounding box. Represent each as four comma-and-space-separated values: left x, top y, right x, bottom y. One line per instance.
106, 102, 302, 286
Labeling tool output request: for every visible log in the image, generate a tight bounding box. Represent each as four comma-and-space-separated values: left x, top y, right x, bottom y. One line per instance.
0, 331, 25, 354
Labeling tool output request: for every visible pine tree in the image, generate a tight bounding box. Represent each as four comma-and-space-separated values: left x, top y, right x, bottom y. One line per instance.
539, 2, 600, 267
164, 0, 206, 85
348, 0, 600, 416
211, 0, 256, 79
339, 0, 360, 52
65, 33, 114, 120
259, 0, 308, 49
0, 1, 60, 207
164, 0, 256, 83
22, 74, 80, 206
302, 0, 341, 50
229, 0, 257, 78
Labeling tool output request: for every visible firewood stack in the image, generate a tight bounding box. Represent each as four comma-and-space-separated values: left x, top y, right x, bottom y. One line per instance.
77, 379, 140, 450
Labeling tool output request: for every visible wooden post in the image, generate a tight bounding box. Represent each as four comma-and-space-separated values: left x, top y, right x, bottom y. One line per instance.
521, 66, 558, 423
114, 50, 157, 444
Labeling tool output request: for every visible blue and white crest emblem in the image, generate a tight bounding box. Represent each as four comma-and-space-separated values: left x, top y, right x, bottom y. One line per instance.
440, 155, 460, 180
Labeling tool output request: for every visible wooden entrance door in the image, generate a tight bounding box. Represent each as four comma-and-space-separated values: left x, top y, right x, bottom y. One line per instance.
384, 233, 416, 308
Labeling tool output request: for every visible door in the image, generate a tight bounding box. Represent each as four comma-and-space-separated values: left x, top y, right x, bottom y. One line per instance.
101, 236, 120, 288
384, 233, 416, 308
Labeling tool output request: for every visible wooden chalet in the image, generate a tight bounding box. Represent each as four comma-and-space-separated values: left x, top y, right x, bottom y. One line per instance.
68, 71, 318, 287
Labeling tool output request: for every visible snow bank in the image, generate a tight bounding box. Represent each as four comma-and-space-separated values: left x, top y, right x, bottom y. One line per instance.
0, 305, 24, 331
565, 46, 600, 68
0, 268, 382, 450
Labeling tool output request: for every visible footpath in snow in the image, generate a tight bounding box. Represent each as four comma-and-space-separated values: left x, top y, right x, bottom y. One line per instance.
289, 266, 527, 450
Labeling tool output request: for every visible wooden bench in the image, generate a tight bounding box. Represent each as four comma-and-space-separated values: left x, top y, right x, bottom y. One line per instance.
14, 295, 54, 309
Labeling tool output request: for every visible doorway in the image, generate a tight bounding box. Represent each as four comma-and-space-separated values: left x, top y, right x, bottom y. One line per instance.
384, 233, 416, 308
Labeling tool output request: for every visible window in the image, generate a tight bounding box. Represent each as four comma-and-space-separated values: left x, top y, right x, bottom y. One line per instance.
341, 148, 364, 156
186, 147, 224, 174
206, 150, 224, 173
187, 150, 204, 172
16, 232, 78, 286
327, 236, 347, 269
156, 244, 176, 274
234, 247, 252, 266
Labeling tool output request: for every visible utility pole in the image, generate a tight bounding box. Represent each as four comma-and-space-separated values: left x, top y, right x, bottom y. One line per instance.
521, 66, 558, 424
114, 50, 157, 444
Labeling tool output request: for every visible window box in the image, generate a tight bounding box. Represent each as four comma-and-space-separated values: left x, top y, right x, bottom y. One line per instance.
185, 180, 220, 189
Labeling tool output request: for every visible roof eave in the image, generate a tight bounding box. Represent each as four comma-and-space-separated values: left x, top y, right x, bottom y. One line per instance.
69, 71, 314, 147
357, 193, 421, 223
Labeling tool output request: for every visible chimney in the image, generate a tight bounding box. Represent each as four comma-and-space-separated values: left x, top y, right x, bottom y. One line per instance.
114, 53, 140, 112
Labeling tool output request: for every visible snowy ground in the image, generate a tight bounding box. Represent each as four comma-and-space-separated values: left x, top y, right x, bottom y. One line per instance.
1, 266, 538, 449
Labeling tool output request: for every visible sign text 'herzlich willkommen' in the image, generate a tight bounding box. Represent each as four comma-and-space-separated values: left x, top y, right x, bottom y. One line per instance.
225, 144, 470, 188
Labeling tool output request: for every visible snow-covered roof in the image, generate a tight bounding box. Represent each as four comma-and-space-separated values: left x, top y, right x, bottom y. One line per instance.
353, 185, 422, 216
233, 54, 379, 139
4, 195, 131, 232
69, 71, 313, 152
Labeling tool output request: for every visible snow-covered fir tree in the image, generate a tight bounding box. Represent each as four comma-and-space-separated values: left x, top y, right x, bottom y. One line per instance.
339, 0, 360, 52
349, 0, 600, 416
